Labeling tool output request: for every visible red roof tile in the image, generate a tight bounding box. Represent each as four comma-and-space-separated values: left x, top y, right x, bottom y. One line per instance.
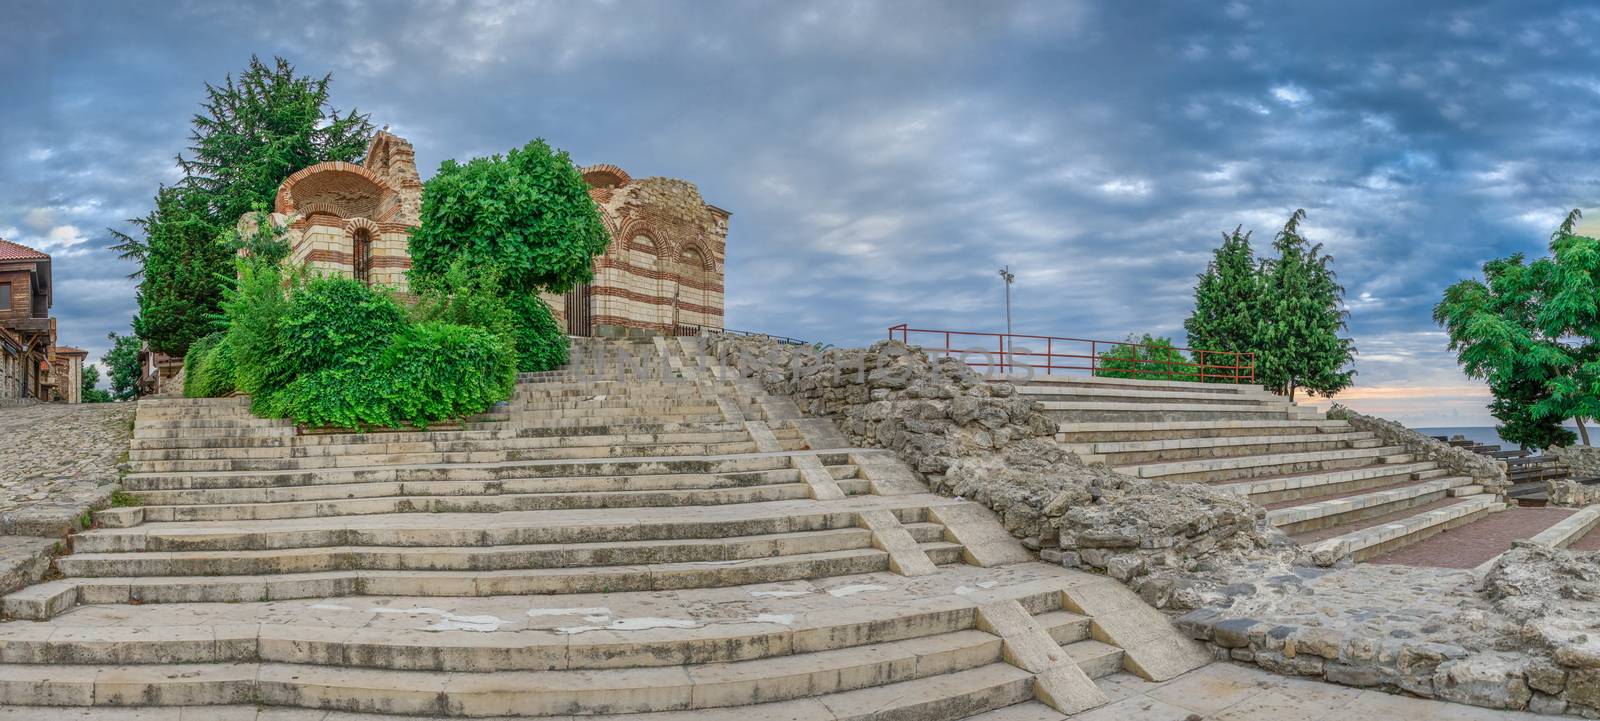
0, 238, 49, 261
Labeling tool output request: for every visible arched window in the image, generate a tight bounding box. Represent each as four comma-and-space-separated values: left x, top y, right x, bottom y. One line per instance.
678, 247, 708, 329
352, 228, 372, 285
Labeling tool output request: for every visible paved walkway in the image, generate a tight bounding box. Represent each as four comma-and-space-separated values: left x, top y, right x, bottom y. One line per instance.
1072, 662, 1566, 721
1369, 507, 1573, 568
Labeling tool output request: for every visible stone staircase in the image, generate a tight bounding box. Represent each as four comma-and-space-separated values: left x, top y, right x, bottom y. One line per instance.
0, 337, 1209, 718
1035, 374, 1503, 564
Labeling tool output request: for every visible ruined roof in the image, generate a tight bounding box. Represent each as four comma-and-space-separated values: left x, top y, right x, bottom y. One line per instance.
0, 238, 49, 262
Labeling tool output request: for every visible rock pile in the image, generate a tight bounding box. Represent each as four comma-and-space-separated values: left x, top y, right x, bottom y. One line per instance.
706, 335, 1298, 608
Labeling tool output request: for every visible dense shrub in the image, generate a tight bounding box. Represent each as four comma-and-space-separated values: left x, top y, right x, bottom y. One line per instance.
379, 322, 517, 423
224, 260, 296, 397
214, 258, 516, 429
509, 295, 568, 372
183, 331, 237, 398
280, 276, 407, 379
1095, 334, 1199, 382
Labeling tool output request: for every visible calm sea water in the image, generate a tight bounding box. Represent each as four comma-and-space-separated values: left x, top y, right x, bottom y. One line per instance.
1416, 426, 1590, 452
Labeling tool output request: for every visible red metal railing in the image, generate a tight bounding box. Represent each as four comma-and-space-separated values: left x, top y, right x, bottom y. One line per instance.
886, 324, 1256, 384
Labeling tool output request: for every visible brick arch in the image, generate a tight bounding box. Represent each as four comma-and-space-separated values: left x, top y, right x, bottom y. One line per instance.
345, 217, 379, 234
581, 164, 632, 189
274, 162, 393, 218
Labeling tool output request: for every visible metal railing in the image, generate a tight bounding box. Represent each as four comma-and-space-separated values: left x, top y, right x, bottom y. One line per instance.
886, 324, 1255, 383
673, 323, 810, 346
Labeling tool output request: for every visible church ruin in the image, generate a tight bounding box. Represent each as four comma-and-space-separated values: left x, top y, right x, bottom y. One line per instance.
255, 131, 728, 338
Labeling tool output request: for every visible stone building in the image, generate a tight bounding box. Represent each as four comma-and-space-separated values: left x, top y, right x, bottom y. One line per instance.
47, 346, 87, 404
253, 132, 728, 338
0, 238, 55, 400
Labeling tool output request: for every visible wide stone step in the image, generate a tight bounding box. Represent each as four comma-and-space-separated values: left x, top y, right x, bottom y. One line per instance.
59, 524, 954, 577
127, 440, 769, 473
1011, 373, 1266, 395
1117, 446, 1404, 484
1213, 461, 1439, 505
1018, 384, 1282, 406
1070, 431, 1379, 465
1043, 401, 1320, 423
0, 660, 1035, 719
48, 546, 958, 604
122, 453, 808, 491
118, 466, 859, 510
1265, 476, 1478, 535
0, 626, 1009, 714
75, 498, 957, 553
1299, 495, 1501, 564
1055, 418, 1353, 444
130, 429, 757, 458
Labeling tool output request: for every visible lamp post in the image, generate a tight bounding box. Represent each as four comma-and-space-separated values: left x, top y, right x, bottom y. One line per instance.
998, 266, 1015, 335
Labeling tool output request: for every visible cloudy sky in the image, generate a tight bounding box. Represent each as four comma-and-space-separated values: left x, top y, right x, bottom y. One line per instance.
3, 0, 1598, 426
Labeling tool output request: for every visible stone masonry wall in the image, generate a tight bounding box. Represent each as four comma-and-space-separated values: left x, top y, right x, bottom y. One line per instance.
1327, 403, 1509, 493
1551, 445, 1600, 478
704, 335, 1301, 610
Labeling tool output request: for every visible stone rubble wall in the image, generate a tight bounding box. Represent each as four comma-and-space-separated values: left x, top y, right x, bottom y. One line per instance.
1548, 479, 1600, 508
1327, 403, 1509, 493
704, 335, 1301, 610
1551, 445, 1600, 479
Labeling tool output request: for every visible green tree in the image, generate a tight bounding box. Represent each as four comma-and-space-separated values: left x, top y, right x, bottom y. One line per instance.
130, 186, 231, 355
1184, 226, 1262, 381
1095, 334, 1199, 382
102, 331, 143, 401
113, 55, 372, 356
178, 55, 374, 227
409, 138, 610, 295
79, 363, 112, 403
1433, 217, 1597, 447
1254, 210, 1357, 400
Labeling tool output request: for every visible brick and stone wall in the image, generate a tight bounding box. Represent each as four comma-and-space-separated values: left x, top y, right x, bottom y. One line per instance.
581, 166, 728, 337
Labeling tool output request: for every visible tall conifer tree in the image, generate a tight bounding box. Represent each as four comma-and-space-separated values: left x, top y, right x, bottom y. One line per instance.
1184, 226, 1260, 379
1254, 210, 1356, 400
113, 56, 373, 356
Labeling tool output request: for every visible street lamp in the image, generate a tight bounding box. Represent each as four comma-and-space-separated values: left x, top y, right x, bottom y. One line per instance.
998, 266, 1015, 335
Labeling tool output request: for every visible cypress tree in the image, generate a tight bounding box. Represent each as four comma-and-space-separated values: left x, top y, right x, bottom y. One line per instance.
1255, 209, 1356, 400
1184, 226, 1260, 380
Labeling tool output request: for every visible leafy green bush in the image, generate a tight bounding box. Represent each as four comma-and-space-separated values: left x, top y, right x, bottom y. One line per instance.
215, 258, 516, 429
183, 331, 237, 398
224, 259, 297, 398
280, 276, 407, 380
1095, 334, 1199, 382
379, 322, 517, 424
409, 138, 610, 296
509, 295, 568, 372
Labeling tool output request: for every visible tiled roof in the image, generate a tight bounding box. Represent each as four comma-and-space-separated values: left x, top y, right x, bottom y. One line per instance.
0, 238, 49, 261
53, 346, 88, 355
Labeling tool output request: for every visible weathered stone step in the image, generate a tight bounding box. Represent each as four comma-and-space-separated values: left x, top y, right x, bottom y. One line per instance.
1068, 431, 1379, 465
131, 429, 756, 457
127, 440, 769, 473
122, 453, 809, 491
1012, 373, 1267, 395
1062, 639, 1124, 679
1055, 418, 1352, 444
112, 481, 864, 523
1118, 445, 1406, 484
60, 524, 955, 577
1018, 384, 1282, 406
118, 466, 859, 509
1300, 495, 1500, 564
1043, 401, 1321, 423
0, 627, 1008, 714
50, 547, 914, 605
1265, 476, 1478, 535
1213, 461, 1439, 505
507, 413, 731, 431
76, 497, 957, 553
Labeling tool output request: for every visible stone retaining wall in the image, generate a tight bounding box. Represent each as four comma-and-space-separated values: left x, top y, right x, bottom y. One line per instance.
704, 335, 1300, 610
1326, 404, 1509, 493
1551, 445, 1600, 479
